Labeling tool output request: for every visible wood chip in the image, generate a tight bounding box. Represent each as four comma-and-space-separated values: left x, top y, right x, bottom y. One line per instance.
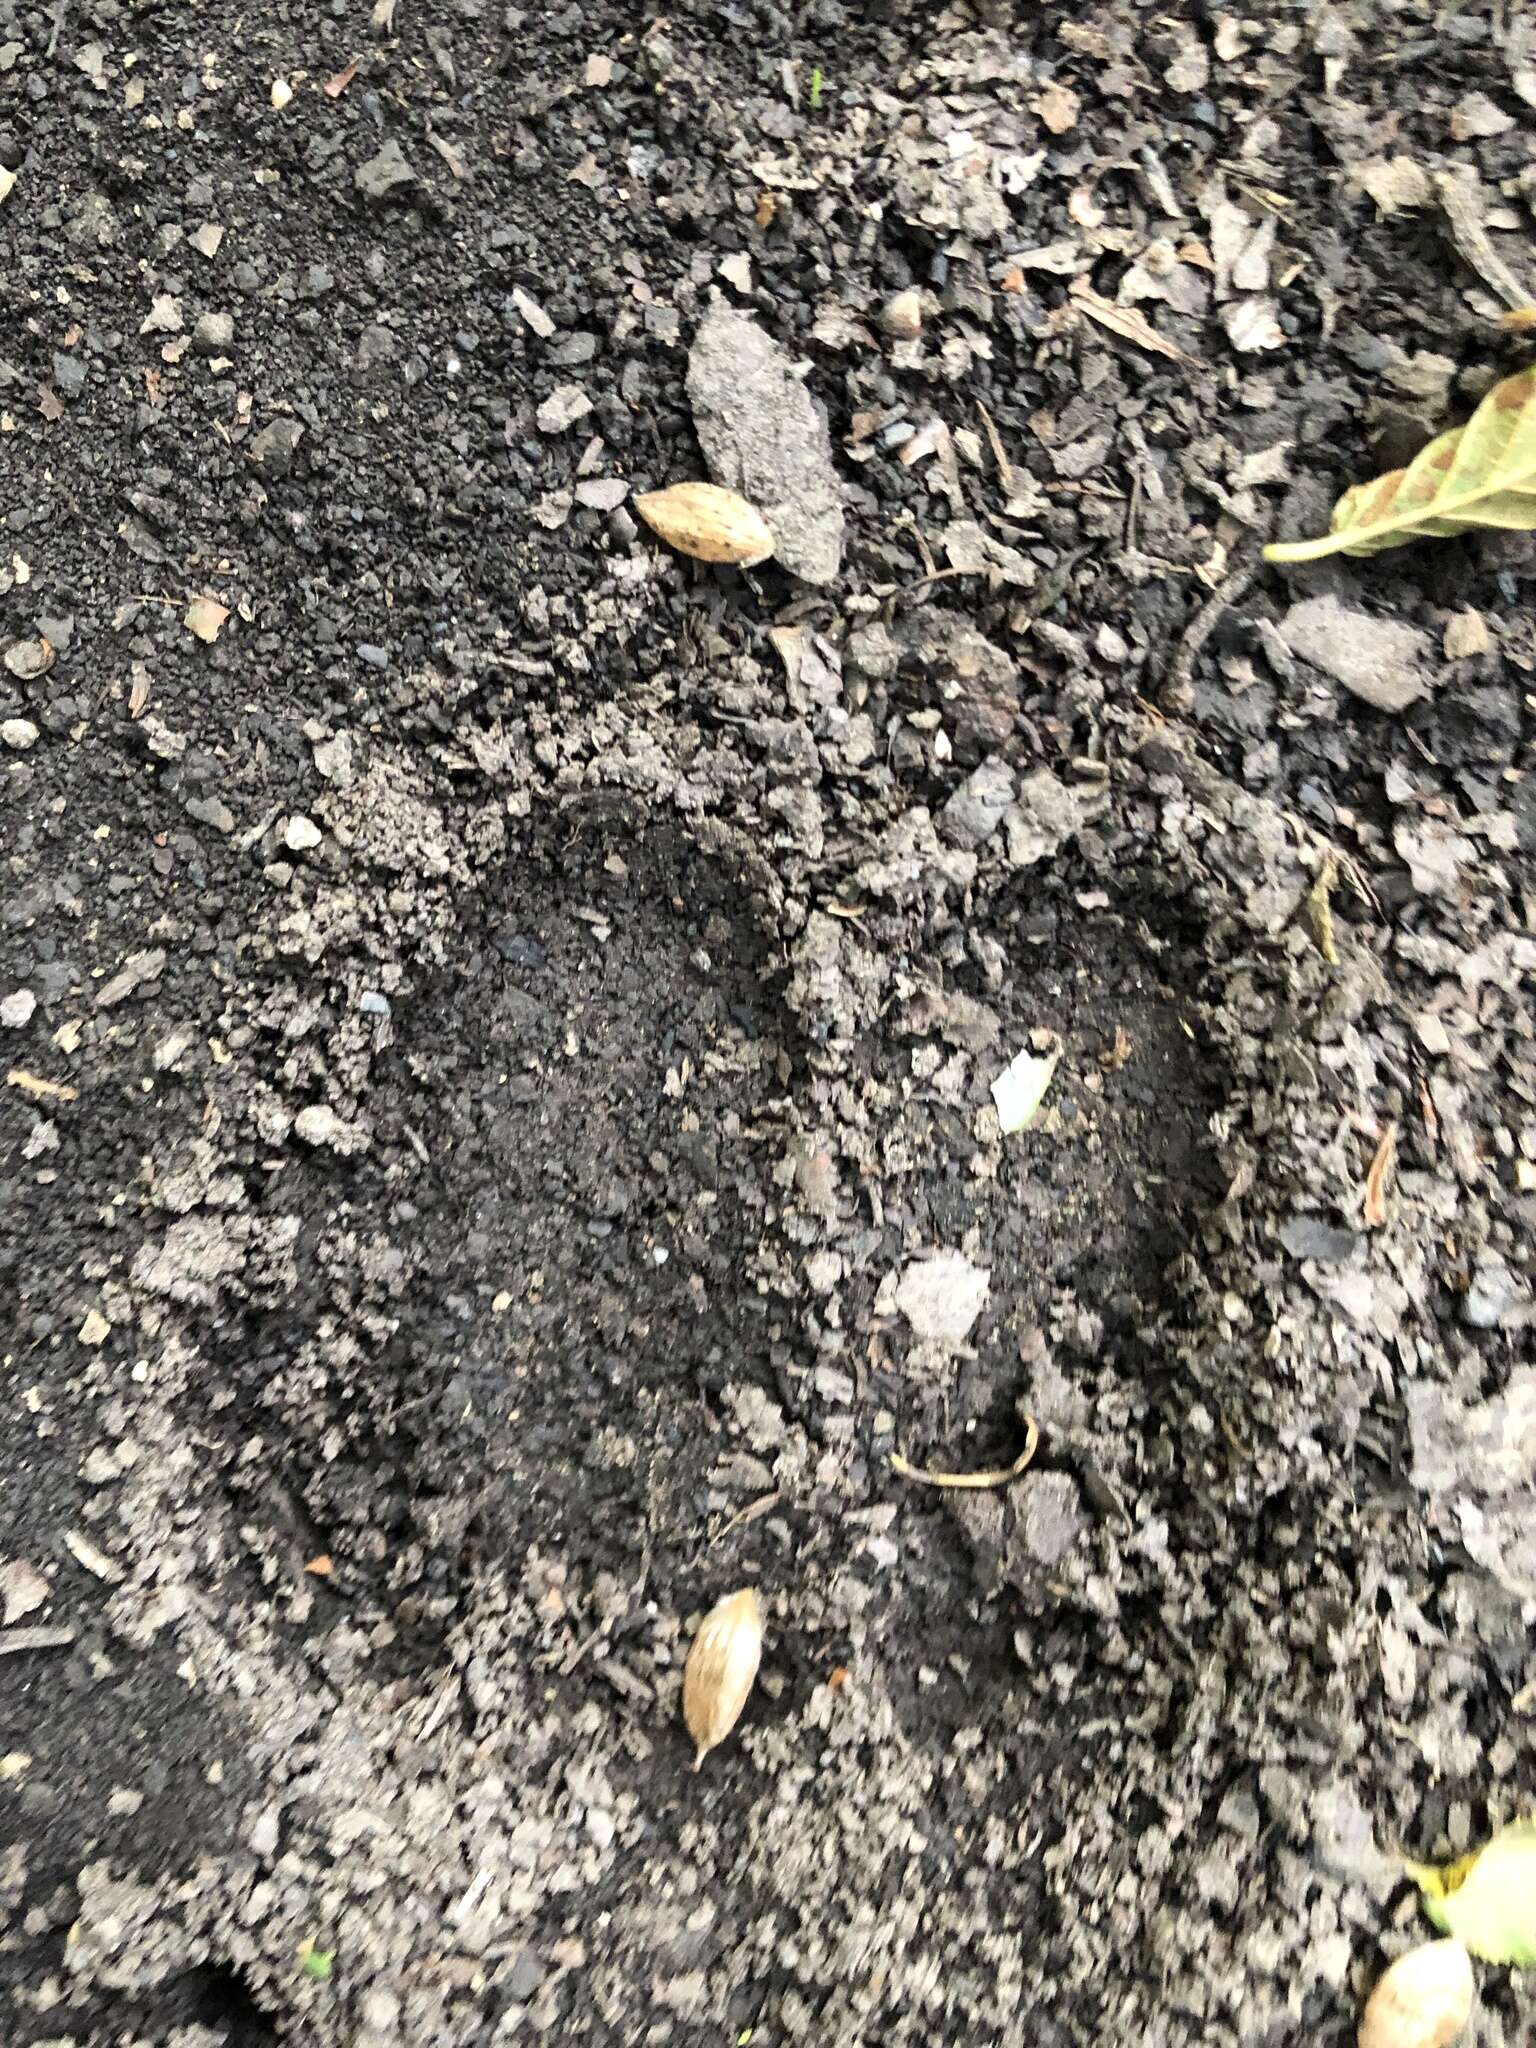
184, 595, 229, 643
6, 1069, 79, 1102
891, 1417, 1040, 1490
428, 130, 468, 180
1363, 1122, 1398, 1229
1067, 278, 1201, 365
324, 57, 361, 96
1034, 82, 1080, 134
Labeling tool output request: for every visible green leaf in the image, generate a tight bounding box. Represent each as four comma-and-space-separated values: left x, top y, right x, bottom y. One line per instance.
1265, 364, 1536, 563
298, 1942, 335, 1982
1406, 1819, 1536, 1965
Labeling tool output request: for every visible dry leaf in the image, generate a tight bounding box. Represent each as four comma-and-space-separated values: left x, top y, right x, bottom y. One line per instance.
1363, 1122, 1397, 1229
683, 1587, 762, 1766
1067, 278, 1200, 365
634, 482, 774, 566
303, 1554, 334, 1576
1497, 305, 1536, 333
324, 58, 360, 96
1267, 364, 1536, 563
185, 596, 230, 643
1358, 1940, 1473, 2048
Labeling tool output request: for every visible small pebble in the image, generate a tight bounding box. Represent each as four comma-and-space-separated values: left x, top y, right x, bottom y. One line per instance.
880, 289, 923, 341
2, 718, 39, 749
283, 814, 322, 852
0, 989, 37, 1028
194, 310, 235, 353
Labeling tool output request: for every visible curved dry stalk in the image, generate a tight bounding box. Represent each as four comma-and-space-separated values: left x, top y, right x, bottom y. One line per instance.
890, 1416, 1040, 1490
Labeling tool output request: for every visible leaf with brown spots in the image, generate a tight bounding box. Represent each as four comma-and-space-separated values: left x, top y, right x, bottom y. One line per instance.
1267, 364, 1536, 563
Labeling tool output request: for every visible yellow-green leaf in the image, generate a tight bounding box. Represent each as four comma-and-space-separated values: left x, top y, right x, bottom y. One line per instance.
1406, 1818, 1536, 1965
1265, 364, 1536, 564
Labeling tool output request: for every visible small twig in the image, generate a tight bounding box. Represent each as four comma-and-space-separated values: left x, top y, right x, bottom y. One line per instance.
891, 1416, 1040, 1491
46, 0, 69, 58
975, 398, 1014, 498
1160, 554, 1258, 710
710, 1489, 781, 1547
895, 564, 982, 601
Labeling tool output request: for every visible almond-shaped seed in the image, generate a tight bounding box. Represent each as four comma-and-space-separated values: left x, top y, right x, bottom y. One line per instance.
1359, 1940, 1473, 2048
682, 1587, 762, 1767
634, 482, 775, 567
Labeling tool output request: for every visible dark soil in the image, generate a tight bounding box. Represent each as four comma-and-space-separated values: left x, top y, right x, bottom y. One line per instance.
3, 1, 1535, 2044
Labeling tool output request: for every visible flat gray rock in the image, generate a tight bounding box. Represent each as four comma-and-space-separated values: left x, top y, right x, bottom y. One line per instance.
1280, 594, 1433, 713
894, 1250, 990, 1349
686, 308, 843, 584
355, 137, 418, 205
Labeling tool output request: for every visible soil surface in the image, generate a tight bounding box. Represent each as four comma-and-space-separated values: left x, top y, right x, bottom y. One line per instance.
3, 1, 1535, 2043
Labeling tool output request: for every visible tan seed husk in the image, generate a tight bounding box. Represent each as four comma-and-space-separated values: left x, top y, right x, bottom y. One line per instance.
682, 1586, 762, 1767
634, 482, 775, 567
1358, 1939, 1474, 2048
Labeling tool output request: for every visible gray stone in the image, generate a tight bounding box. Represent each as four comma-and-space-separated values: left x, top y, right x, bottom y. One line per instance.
1463, 1253, 1533, 1330
939, 758, 1015, 850
0, 989, 36, 1028
248, 416, 304, 478
193, 310, 235, 353
1278, 1214, 1358, 1262
1002, 770, 1092, 869
294, 1104, 368, 1154
355, 137, 418, 204
894, 1250, 990, 1349
185, 795, 235, 834
686, 307, 844, 584
536, 383, 592, 434
96, 948, 166, 1009
1280, 594, 1433, 713
1016, 1473, 1089, 1568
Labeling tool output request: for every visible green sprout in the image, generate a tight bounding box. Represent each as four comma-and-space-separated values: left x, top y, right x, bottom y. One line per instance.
808, 64, 824, 111
298, 1941, 334, 1983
